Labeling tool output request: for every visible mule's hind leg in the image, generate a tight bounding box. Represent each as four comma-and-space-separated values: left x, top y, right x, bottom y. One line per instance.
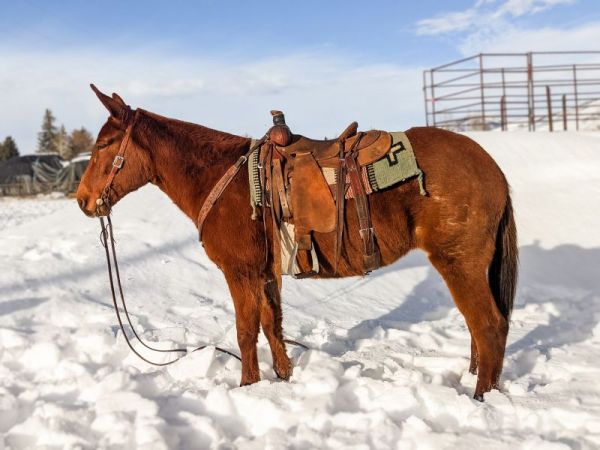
469, 328, 479, 374
430, 257, 508, 400
260, 279, 292, 380
223, 270, 262, 386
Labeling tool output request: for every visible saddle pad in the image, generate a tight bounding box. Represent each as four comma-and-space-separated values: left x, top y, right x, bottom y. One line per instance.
365, 131, 426, 196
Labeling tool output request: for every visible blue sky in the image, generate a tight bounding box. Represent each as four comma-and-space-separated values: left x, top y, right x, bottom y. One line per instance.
1, 0, 599, 152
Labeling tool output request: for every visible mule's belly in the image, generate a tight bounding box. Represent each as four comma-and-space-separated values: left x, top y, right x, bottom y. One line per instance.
310, 181, 417, 279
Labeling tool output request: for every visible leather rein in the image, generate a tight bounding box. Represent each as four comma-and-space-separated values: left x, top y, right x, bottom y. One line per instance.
99, 215, 241, 365
96, 112, 305, 367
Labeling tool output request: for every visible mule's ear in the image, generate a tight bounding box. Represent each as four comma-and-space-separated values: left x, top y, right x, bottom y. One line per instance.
90, 84, 126, 120
112, 92, 127, 107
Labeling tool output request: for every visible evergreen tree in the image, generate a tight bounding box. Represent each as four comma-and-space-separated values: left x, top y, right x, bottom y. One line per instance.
54, 125, 71, 160
37, 109, 58, 154
0, 136, 20, 162
69, 127, 94, 157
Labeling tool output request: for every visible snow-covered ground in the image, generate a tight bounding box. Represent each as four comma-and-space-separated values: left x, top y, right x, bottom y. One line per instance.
1, 131, 600, 449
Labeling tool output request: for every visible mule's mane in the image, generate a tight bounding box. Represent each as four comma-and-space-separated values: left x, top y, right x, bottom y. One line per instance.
128, 108, 250, 222
138, 110, 245, 152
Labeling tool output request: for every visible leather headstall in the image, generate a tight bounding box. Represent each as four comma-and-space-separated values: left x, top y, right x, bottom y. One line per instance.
97, 108, 141, 211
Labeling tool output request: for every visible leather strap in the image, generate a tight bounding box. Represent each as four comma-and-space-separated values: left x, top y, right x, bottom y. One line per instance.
334, 134, 364, 272
100, 109, 140, 206
345, 143, 380, 274
272, 158, 290, 220
197, 137, 265, 240
334, 141, 346, 272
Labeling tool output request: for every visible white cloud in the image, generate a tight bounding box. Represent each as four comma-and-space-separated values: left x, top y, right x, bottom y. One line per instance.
460, 20, 600, 54
416, 0, 575, 36
126, 79, 206, 97
0, 47, 425, 154
494, 0, 575, 17
416, 9, 479, 35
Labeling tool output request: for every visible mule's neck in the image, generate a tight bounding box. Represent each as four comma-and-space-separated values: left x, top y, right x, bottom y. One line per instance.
137, 112, 250, 223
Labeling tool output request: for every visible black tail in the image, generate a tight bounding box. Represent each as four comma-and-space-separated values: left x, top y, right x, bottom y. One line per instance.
489, 194, 518, 320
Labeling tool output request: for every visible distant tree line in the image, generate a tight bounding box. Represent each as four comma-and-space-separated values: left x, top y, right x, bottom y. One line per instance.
0, 136, 19, 162
37, 109, 94, 160
0, 109, 95, 164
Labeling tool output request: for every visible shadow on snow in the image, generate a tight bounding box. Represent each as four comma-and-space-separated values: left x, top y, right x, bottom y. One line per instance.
342, 242, 600, 362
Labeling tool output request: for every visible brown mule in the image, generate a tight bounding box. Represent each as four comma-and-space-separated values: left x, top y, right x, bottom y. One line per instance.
77, 86, 517, 400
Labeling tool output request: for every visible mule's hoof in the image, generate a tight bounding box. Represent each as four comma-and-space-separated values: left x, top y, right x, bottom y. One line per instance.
473, 393, 484, 402
274, 359, 293, 381
240, 374, 260, 386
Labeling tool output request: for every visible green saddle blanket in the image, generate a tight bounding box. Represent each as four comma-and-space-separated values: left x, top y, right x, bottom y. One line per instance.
366, 131, 426, 195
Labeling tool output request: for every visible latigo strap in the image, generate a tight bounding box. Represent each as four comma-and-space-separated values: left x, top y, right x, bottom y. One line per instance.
197, 137, 266, 239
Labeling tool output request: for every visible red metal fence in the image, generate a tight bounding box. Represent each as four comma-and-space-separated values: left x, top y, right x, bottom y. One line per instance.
423, 51, 600, 131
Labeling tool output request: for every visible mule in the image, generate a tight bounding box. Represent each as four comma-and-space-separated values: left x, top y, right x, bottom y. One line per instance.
76, 86, 517, 400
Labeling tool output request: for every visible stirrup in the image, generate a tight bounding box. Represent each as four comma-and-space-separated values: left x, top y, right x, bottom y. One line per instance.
289, 241, 320, 279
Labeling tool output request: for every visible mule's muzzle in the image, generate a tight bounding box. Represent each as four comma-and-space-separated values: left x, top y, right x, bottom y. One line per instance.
77, 194, 109, 217
77, 196, 95, 217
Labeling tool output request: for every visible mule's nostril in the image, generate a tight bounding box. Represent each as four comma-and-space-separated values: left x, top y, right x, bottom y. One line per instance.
77, 197, 91, 215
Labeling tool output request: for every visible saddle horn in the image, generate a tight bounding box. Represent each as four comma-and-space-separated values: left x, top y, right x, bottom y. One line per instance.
269, 110, 292, 147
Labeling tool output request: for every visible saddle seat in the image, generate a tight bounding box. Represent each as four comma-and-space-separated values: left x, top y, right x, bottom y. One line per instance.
275, 122, 392, 168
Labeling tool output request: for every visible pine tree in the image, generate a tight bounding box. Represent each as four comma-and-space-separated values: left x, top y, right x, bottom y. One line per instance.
0, 136, 20, 162
68, 127, 94, 157
54, 125, 71, 160
37, 109, 58, 154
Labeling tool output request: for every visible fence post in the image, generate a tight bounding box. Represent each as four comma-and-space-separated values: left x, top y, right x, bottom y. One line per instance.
546, 86, 553, 132
500, 96, 507, 131
562, 94, 568, 131
527, 52, 535, 131
423, 71, 430, 126
572, 65, 580, 131
429, 70, 437, 127
479, 53, 486, 130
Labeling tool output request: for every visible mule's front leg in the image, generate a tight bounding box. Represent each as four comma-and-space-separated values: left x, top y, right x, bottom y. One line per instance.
261, 279, 292, 380
224, 271, 261, 386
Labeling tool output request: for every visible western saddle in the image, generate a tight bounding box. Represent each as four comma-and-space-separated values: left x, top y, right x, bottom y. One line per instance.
262, 110, 392, 277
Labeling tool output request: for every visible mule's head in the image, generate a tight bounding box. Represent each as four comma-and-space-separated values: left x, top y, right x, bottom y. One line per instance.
76, 85, 154, 217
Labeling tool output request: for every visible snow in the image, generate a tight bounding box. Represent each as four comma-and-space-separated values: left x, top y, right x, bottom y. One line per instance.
1, 131, 600, 449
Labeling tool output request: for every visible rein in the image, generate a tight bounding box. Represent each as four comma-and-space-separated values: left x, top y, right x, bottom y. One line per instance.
99, 215, 241, 365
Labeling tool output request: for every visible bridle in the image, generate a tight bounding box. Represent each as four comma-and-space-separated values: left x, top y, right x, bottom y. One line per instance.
95, 108, 140, 214
94, 111, 306, 367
